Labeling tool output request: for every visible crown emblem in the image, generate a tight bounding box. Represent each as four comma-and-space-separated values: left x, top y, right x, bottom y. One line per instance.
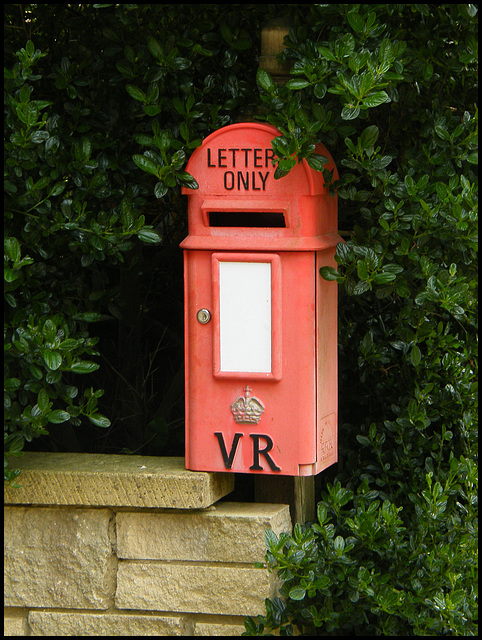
231, 386, 265, 424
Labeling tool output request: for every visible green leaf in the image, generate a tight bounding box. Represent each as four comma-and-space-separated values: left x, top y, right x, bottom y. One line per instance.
264, 528, 279, 550
30, 130, 49, 144
353, 280, 370, 295
177, 172, 199, 190
347, 10, 365, 33
434, 125, 450, 140
134, 134, 154, 146
25, 40, 35, 57
171, 149, 186, 169
320, 266, 341, 281
359, 125, 379, 150
410, 344, 422, 366
43, 319, 56, 341
313, 82, 327, 99
4, 377, 21, 391
89, 413, 111, 428
147, 35, 163, 59
306, 154, 329, 172
317, 45, 336, 61
154, 182, 168, 199
334, 536, 345, 553
285, 78, 311, 90
335, 33, 355, 59
257, 68, 274, 93
137, 227, 162, 244
363, 91, 390, 108
132, 154, 160, 176
37, 389, 50, 412
271, 136, 290, 156
43, 351, 62, 371
317, 503, 328, 524
289, 587, 306, 601
4, 267, 19, 283
59, 338, 80, 350
47, 409, 70, 424
357, 260, 369, 280
171, 57, 191, 72
5, 237, 22, 263
378, 38, 393, 63
341, 105, 360, 120
16, 103, 39, 126
155, 131, 172, 152
126, 84, 147, 102
81, 137, 92, 161
274, 156, 297, 179
144, 105, 161, 116
29, 365, 43, 380
50, 181, 66, 196
75, 312, 102, 322
69, 361, 100, 374
382, 263, 404, 274
466, 151, 478, 164
373, 272, 396, 284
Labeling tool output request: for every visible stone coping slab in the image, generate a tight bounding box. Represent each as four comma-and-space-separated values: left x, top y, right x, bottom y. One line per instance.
4, 452, 234, 509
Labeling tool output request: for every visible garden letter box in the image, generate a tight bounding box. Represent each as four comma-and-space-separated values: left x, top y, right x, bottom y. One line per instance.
180, 123, 341, 476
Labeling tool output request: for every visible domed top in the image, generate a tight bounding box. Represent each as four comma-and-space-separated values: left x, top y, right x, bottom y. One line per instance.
180, 122, 340, 251
182, 122, 336, 198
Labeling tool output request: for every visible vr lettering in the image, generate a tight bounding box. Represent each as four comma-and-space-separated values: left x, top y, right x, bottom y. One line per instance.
214, 432, 281, 472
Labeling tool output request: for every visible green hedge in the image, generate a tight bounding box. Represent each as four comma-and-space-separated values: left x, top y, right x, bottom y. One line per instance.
4, 3, 267, 479
4, 4, 477, 634
244, 4, 478, 636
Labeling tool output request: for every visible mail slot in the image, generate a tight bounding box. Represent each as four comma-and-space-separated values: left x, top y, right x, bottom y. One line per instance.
180, 122, 341, 476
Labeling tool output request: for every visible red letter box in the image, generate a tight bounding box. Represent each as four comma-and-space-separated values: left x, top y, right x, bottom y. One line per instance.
180, 123, 341, 476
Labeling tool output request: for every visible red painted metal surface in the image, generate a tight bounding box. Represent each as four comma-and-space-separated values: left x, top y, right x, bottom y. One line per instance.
180, 123, 341, 475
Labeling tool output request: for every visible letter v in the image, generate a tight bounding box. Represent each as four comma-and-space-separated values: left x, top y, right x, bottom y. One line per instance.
214, 432, 243, 469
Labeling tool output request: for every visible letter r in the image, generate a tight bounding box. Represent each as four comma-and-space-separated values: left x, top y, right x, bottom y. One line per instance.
249, 434, 281, 472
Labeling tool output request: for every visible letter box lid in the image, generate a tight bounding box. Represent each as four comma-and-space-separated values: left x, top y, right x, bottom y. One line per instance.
180, 123, 341, 251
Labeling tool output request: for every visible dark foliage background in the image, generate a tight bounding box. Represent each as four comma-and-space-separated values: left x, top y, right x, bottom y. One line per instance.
5, 3, 274, 465
4, 4, 477, 635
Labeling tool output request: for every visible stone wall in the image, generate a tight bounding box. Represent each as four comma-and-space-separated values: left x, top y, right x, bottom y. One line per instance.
4, 453, 291, 636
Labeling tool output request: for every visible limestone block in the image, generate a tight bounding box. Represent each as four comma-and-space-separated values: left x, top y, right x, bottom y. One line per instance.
4, 507, 115, 610
192, 616, 247, 636
116, 502, 291, 563
115, 561, 277, 617
28, 611, 187, 636
4, 608, 29, 636
4, 453, 234, 509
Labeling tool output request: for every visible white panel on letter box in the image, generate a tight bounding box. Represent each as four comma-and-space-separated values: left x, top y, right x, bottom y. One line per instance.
219, 261, 271, 373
